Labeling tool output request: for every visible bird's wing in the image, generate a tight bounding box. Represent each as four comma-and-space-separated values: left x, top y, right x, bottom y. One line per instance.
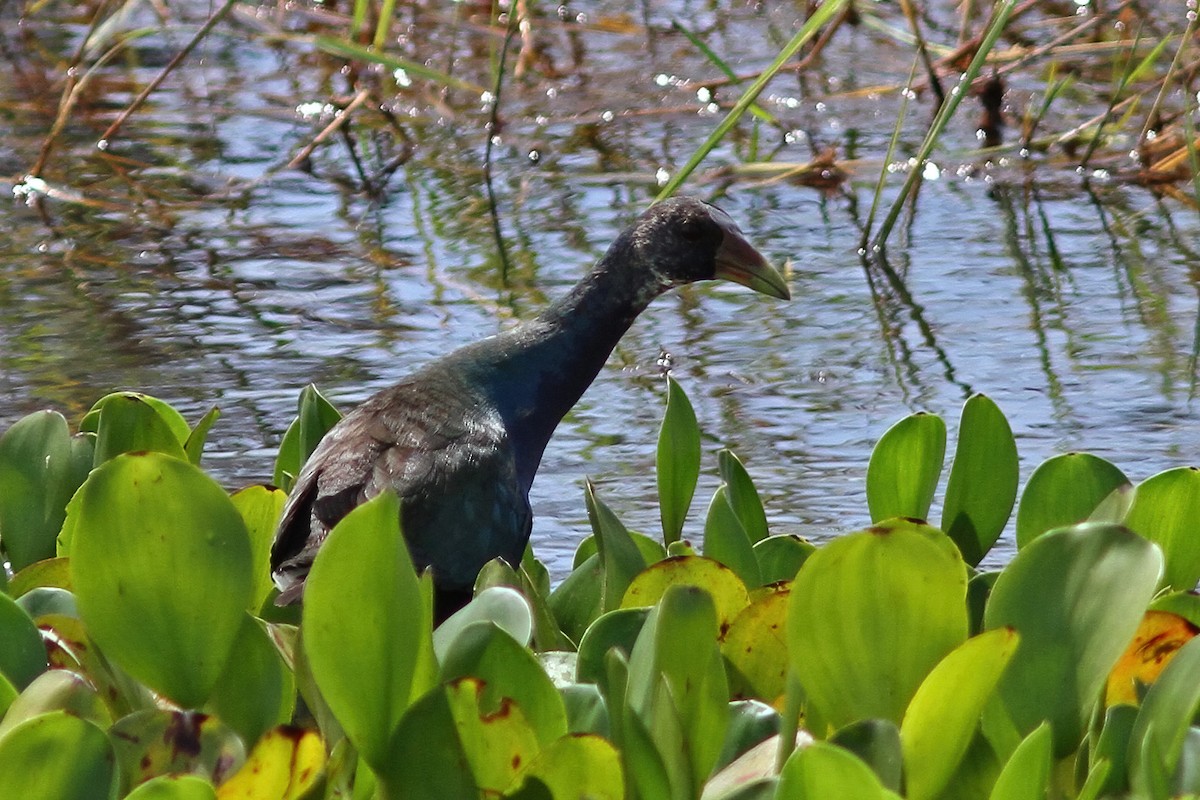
269, 378, 519, 602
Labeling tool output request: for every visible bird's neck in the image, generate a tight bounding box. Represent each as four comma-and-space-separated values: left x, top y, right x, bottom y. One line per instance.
473, 247, 663, 491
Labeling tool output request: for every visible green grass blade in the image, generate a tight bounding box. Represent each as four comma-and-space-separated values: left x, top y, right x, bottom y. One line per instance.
373, 0, 399, 49
872, 0, 1018, 249
861, 56, 920, 251
655, 0, 847, 201
313, 36, 485, 94
671, 20, 776, 125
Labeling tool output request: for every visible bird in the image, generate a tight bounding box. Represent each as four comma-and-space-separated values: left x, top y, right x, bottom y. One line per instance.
269, 196, 789, 620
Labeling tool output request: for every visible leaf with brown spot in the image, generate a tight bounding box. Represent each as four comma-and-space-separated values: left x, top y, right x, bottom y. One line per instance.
505, 734, 624, 800
383, 678, 541, 798
1106, 610, 1199, 706
110, 710, 244, 789
721, 587, 790, 708
214, 726, 324, 800
621, 556, 749, 634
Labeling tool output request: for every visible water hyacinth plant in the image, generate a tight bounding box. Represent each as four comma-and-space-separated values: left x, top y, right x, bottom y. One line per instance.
0, 378, 1199, 799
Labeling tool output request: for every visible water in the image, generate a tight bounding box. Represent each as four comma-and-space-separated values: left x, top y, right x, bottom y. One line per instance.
1, 1, 1197, 578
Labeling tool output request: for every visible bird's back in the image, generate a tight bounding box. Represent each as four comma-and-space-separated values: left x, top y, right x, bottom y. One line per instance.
270, 363, 530, 603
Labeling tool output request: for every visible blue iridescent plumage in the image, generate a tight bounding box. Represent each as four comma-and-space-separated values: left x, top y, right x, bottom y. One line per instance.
270, 196, 789, 618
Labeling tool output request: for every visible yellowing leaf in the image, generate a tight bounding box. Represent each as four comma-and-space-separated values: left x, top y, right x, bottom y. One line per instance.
505, 734, 623, 799
1105, 610, 1198, 706
216, 727, 324, 800
621, 556, 749, 634
721, 585, 790, 708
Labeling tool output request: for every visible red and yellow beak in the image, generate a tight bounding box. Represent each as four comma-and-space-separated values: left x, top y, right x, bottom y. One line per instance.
710, 209, 791, 300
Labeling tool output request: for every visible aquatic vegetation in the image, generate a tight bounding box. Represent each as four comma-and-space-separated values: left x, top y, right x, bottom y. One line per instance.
1, 379, 1199, 798
2, 2, 1200, 797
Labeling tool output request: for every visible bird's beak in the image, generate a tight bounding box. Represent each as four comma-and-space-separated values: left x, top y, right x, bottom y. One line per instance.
712, 216, 791, 301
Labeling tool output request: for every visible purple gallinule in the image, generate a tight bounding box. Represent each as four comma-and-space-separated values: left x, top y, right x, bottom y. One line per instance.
270, 196, 789, 618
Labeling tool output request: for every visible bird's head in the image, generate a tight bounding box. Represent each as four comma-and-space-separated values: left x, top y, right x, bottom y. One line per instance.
628, 196, 791, 301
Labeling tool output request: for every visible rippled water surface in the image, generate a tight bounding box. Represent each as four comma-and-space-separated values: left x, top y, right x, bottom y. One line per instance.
2, 1, 1197, 576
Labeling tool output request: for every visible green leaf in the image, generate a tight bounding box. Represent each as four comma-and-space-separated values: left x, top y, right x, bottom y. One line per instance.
125, 775, 217, 800
474, 558, 571, 653
434, 586, 533, 661
273, 385, 341, 492
967, 571, 1000, 636
561, 683, 609, 736
302, 491, 435, 773
1089, 704, 1137, 797
182, 407, 220, 466
901, 627, 1020, 800
0, 410, 92, 570
930, 732, 1003, 800
230, 484, 287, 611
7, 556, 72, 599
549, 553, 603, 645
382, 683, 477, 798
719, 701, 783, 774
0, 674, 15, 720
941, 394, 1019, 566
1174, 727, 1200, 795
441, 681, 544, 791
16, 586, 76, 620
439, 622, 568, 747
205, 613, 294, 747
718, 449, 769, 543
1124, 467, 1200, 591
81, 392, 187, 438
865, 412, 946, 523
0, 711, 116, 800
1128, 636, 1200, 795
0, 670, 109, 741
983, 522, 1162, 756
788, 520, 969, 731
585, 479, 648, 612
0, 592, 47, 689
627, 584, 730, 796
573, 530, 666, 570
522, 545, 552, 597
1089, 483, 1135, 524
505, 733, 624, 800
84, 392, 189, 465
777, 741, 887, 800
1137, 724, 1172, 800
829, 719, 902, 793
657, 375, 701, 545
601, 648, 675, 800
577, 607, 649, 690
1148, 591, 1200, 626
989, 723, 1052, 800
69, 452, 253, 708
1015, 453, 1129, 549
704, 486, 764, 588
754, 535, 814, 584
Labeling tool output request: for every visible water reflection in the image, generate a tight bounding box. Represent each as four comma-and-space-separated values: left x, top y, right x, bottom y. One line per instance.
1, 1, 1198, 578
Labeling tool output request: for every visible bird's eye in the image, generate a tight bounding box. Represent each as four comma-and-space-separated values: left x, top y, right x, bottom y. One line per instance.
679, 219, 704, 241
